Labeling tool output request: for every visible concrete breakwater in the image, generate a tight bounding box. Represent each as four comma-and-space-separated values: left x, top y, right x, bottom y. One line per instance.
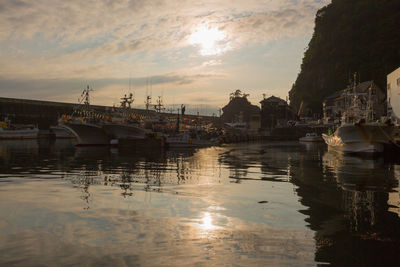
0, 97, 215, 129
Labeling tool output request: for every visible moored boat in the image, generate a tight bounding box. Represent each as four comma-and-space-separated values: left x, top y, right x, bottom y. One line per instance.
0, 120, 39, 139
62, 120, 110, 146
102, 121, 147, 140
50, 126, 75, 139
322, 122, 394, 153
322, 76, 394, 154
59, 85, 110, 146
102, 93, 148, 141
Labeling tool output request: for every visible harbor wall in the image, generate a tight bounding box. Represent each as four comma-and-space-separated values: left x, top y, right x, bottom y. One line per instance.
0, 97, 216, 129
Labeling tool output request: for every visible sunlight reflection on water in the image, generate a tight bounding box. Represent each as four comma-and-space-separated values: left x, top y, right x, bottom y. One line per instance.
0, 140, 399, 266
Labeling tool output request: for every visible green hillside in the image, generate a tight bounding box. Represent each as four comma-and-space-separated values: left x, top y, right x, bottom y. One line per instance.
289, 0, 400, 114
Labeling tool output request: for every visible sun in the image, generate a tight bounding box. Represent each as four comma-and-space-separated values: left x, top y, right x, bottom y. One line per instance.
189, 25, 227, 56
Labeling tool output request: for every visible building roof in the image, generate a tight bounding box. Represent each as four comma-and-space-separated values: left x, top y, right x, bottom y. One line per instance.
260, 95, 287, 105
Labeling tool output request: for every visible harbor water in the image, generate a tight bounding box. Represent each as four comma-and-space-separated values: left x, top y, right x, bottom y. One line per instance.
0, 140, 399, 266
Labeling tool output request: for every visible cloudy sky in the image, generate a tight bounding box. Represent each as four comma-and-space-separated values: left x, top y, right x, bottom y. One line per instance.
0, 0, 329, 115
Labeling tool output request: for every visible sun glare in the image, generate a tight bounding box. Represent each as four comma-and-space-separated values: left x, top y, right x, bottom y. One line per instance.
200, 212, 217, 231
189, 25, 227, 56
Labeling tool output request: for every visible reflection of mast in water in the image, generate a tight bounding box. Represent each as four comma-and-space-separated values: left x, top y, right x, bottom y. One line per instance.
80, 182, 91, 210
119, 171, 133, 197
69, 169, 101, 210
312, 150, 400, 264
322, 150, 397, 228
176, 154, 186, 184
388, 165, 400, 216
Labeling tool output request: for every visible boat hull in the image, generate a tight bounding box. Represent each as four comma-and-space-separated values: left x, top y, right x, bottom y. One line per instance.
50, 126, 75, 139
0, 128, 39, 139
102, 123, 146, 140
62, 122, 110, 146
322, 123, 394, 153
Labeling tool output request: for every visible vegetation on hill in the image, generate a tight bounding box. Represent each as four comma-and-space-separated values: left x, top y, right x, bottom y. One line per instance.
289, 0, 400, 115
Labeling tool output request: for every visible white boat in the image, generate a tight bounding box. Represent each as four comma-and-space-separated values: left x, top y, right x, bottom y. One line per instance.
322, 77, 394, 153
0, 121, 39, 139
299, 133, 323, 142
62, 120, 110, 146
322, 122, 394, 153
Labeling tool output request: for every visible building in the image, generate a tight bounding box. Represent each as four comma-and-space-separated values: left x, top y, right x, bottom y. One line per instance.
260, 96, 294, 129
323, 81, 386, 124
387, 66, 400, 124
221, 90, 260, 126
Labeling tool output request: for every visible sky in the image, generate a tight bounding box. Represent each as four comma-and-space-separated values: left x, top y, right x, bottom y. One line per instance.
0, 0, 330, 115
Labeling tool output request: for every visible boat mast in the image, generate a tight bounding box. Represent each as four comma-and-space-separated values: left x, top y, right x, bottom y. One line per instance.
145, 78, 152, 111
81, 85, 93, 106
154, 96, 165, 113
73, 85, 93, 118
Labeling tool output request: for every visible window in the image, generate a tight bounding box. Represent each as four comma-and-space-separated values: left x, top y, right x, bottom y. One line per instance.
397, 78, 400, 86
387, 83, 391, 90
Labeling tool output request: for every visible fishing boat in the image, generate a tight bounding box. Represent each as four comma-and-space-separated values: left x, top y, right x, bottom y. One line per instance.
59, 85, 110, 146
102, 93, 148, 141
0, 120, 39, 139
299, 133, 323, 142
50, 126, 75, 139
322, 77, 394, 153
61, 119, 109, 146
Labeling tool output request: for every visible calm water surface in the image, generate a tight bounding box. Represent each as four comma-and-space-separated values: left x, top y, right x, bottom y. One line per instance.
0, 140, 399, 266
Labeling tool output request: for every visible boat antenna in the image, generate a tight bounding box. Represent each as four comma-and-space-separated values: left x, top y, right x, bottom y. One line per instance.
81, 85, 93, 106
154, 96, 165, 113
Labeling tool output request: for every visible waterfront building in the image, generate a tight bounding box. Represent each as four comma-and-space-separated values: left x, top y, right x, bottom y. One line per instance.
260, 96, 294, 129
387, 66, 400, 124
322, 81, 385, 124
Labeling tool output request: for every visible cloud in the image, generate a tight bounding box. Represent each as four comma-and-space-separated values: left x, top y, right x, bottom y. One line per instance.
0, 0, 328, 53
0, 0, 330, 107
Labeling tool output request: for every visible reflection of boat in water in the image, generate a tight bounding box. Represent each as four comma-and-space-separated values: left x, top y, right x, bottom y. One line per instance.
322, 78, 394, 153
322, 150, 384, 172
321, 150, 394, 191
0, 120, 39, 139
166, 132, 215, 148
299, 133, 323, 142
